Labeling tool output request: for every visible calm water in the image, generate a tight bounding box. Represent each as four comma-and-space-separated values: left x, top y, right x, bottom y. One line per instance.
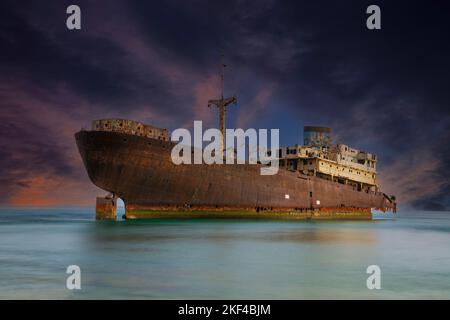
0, 208, 449, 299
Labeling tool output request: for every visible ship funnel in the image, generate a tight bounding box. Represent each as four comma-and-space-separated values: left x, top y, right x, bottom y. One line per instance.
303, 126, 332, 147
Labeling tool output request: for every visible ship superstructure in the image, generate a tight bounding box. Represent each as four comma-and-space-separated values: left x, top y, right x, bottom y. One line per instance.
279, 126, 380, 194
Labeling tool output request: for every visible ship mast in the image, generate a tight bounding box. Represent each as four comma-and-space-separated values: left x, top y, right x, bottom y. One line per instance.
208, 54, 237, 154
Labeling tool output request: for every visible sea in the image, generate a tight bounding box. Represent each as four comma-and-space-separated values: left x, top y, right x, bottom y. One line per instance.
0, 207, 449, 299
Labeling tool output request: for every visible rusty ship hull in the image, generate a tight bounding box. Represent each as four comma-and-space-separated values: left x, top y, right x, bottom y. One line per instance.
75, 130, 396, 220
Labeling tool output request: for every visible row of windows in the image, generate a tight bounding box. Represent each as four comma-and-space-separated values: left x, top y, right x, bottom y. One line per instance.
286, 148, 297, 155
319, 161, 375, 179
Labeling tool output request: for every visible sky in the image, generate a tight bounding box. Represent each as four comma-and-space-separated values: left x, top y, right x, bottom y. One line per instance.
0, 0, 449, 210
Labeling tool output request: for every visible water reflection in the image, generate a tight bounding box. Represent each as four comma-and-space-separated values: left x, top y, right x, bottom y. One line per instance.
85, 220, 377, 245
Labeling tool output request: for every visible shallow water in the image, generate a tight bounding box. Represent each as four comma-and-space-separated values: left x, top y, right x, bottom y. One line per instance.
0, 208, 449, 299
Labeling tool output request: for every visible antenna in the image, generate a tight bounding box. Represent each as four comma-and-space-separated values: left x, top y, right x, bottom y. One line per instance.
221, 52, 225, 100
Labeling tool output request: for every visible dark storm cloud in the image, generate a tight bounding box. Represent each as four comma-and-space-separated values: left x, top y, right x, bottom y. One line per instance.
0, 1, 171, 112
0, 0, 449, 209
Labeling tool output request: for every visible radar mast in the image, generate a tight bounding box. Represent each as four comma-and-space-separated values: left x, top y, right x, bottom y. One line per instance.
207, 54, 237, 154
